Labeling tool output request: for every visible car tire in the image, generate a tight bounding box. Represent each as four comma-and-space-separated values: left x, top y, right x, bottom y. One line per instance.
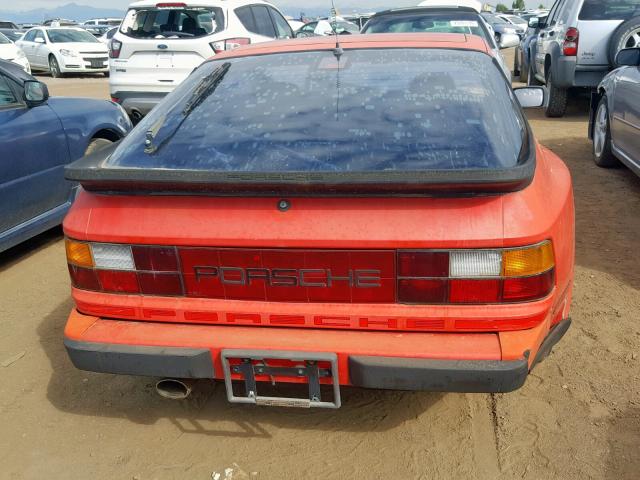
84, 138, 113, 156
608, 17, 640, 65
513, 47, 521, 77
103, 72, 110, 78
49, 55, 63, 78
592, 95, 619, 168
519, 56, 529, 83
544, 70, 568, 118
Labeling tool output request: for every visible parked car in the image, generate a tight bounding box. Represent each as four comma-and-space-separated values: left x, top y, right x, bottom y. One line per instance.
0, 59, 132, 253
531, 0, 640, 117
62, 34, 574, 406
42, 19, 79, 27
514, 14, 548, 83
418, 0, 482, 12
83, 18, 123, 27
496, 13, 528, 37
98, 27, 118, 45
0, 21, 18, 29
589, 47, 640, 176
0, 28, 25, 42
481, 12, 522, 42
16, 27, 109, 78
0, 32, 30, 73
295, 18, 360, 37
361, 6, 519, 79
110, 0, 293, 120
343, 13, 374, 30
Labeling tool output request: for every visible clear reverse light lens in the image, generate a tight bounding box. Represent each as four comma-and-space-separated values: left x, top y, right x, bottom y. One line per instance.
91, 244, 135, 270
450, 250, 502, 278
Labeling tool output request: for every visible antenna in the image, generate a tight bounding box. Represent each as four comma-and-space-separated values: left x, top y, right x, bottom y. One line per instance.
330, 0, 343, 59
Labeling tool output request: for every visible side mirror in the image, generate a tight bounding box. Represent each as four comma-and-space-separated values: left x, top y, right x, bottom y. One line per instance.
615, 47, 640, 67
23, 80, 49, 107
528, 18, 539, 28
499, 33, 520, 49
34, 37, 45, 44
514, 86, 546, 108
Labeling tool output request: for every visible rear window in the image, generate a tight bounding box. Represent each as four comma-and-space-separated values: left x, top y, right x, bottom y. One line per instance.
0, 32, 10, 44
363, 12, 490, 42
120, 6, 224, 39
107, 49, 525, 174
579, 0, 640, 20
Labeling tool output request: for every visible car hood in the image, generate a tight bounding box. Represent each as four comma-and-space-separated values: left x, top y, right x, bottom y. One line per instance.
0, 43, 21, 60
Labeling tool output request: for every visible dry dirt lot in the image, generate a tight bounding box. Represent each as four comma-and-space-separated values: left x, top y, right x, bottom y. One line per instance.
0, 51, 638, 480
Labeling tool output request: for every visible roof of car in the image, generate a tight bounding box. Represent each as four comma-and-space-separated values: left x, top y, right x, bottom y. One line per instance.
128, 0, 271, 8
0, 58, 34, 83
210, 33, 491, 62
370, 6, 481, 17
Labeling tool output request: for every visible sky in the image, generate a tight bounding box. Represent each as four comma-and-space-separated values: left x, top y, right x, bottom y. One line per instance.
2, 0, 553, 11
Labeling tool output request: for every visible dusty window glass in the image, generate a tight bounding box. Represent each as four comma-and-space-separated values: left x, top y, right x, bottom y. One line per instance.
579, 0, 640, 20
107, 49, 525, 173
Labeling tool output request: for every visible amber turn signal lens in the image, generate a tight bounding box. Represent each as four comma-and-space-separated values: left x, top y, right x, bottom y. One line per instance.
65, 239, 94, 268
502, 241, 554, 277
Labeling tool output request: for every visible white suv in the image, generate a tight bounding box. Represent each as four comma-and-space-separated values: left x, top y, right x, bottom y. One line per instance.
109, 0, 293, 119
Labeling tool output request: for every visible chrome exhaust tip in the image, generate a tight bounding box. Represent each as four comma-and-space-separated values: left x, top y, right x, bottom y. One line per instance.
155, 378, 194, 400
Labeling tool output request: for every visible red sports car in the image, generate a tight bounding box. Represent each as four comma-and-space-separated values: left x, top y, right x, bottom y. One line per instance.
63, 34, 574, 408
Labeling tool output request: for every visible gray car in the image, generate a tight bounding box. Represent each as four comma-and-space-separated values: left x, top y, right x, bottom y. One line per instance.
480, 13, 521, 42
531, 0, 640, 117
589, 47, 640, 176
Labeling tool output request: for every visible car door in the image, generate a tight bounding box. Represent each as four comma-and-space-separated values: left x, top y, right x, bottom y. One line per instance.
267, 6, 294, 39
17, 30, 39, 67
0, 73, 71, 235
536, 0, 564, 79
32, 29, 48, 68
611, 65, 640, 164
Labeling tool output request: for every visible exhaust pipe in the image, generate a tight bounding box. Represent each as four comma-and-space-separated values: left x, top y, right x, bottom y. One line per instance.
155, 378, 194, 400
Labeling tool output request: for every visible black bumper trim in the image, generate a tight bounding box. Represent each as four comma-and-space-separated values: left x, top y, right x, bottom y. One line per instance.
531, 318, 572, 369
64, 338, 214, 378
349, 356, 529, 393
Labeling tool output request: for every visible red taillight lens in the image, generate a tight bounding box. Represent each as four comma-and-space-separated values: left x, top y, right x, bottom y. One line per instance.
397, 279, 447, 304
210, 38, 250, 54
132, 246, 179, 272
138, 273, 183, 296
503, 269, 555, 302
398, 251, 449, 277
68, 265, 100, 291
109, 39, 122, 59
449, 279, 501, 304
97, 270, 139, 294
563, 27, 579, 56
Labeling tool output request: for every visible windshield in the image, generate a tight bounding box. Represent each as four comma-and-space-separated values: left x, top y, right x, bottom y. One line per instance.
0, 33, 10, 44
0, 30, 21, 41
107, 49, 525, 174
506, 15, 527, 25
120, 7, 224, 39
47, 29, 99, 43
579, 0, 640, 20
482, 14, 508, 24
363, 12, 490, 42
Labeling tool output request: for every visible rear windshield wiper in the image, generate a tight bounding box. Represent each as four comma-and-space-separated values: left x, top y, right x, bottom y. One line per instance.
145, 62, 231, 154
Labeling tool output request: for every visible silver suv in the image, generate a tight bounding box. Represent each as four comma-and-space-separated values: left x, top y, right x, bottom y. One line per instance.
530, 0, 640, 117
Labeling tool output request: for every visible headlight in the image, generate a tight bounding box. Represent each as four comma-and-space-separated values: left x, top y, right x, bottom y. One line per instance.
59, 49, 78, 57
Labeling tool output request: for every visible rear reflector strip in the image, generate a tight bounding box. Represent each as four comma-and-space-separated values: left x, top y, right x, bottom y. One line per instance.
65, 240, 555, 305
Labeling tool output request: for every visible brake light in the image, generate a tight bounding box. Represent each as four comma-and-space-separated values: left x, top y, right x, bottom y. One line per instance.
65, 240, 555, 305
563, 27, 579, 56
210, 38, 251, 54
109, 39, 122, 59
156, 2, 187, 7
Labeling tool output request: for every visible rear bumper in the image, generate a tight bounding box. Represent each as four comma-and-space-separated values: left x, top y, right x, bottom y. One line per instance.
64, 309, 571, 393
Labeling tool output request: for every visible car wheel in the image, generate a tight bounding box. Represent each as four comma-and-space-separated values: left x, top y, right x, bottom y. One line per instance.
608, 17, 640, 65
544, 70, 568, 118
527, 62, 542, 86
84, 138, 113, 156
518, 56, 529, 83
103, 72, 110, 78
49, 55, 63, 78
592, 95, 619, 168
513, 47, 521, 77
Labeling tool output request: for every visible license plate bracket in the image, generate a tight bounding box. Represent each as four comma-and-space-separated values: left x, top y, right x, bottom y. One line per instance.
221, 349, 341, 409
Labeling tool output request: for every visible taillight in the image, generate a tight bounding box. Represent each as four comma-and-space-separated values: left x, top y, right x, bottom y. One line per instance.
210, 38, 250, 54
397, 242, 555, 304
65, 240, 183, 296
563, 27, 579, 56
65, 240, 555, 305
109, 39, 122, 59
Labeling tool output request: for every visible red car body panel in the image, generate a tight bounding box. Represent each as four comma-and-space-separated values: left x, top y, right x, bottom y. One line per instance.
62, 35, 575, 395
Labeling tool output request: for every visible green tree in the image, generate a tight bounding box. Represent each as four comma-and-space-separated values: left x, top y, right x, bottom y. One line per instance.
512, 0, 526, 10
496, 3, 509, 12
539, 3, 546, 8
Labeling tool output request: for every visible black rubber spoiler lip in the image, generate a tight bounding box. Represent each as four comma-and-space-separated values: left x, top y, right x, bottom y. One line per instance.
65, 131, 536, 197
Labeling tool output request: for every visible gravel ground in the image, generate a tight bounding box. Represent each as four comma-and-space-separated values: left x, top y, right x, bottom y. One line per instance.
0, 50, 638, 480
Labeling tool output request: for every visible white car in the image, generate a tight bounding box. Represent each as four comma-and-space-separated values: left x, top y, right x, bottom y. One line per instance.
110, 0, 293, 119
0, 32, 30, 73
99, 27, 119, 45
17, 27, 109, 78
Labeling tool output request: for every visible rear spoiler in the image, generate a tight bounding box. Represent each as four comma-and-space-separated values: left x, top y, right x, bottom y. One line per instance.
66, 130, 536, 197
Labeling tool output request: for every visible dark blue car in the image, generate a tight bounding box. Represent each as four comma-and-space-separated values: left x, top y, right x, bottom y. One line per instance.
0, 59, 132, 252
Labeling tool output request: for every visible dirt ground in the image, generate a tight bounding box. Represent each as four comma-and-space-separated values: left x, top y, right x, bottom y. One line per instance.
0, 50, 638, 480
